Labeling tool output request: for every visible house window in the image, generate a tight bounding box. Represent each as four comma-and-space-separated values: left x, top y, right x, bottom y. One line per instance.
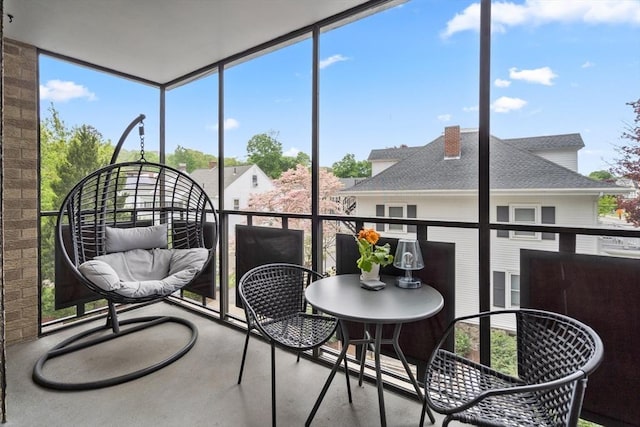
496, 205, 556, 240
541, 206, 556, 240
375, 204, 417, 233
233, 198, 240, 210
512, 206, 537, 238
388, 206, 404, 232
493, 271, 505, 308
252, 174, 258, 187
375, 204, 385, 232
493, 271, 520, 308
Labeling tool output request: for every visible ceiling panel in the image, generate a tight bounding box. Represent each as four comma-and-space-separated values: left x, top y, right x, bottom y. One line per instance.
3, 0, 389, 85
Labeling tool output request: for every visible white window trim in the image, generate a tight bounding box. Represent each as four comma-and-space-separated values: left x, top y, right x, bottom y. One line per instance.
510, 204, 540, 240
510, 273, 520, 308
492, 270, 521, 309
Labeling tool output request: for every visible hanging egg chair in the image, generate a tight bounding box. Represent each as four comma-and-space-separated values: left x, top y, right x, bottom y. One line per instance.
33, 114, 218, 390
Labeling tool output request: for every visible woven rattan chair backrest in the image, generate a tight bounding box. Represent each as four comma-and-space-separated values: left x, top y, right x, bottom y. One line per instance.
60, 161, 216, 266
516, 310, 599, 382
239, 264, 319, 326
516, 310, 601, 419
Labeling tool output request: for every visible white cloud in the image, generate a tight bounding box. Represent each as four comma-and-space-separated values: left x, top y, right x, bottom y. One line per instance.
319, 54, 349, 69
463, 105, 479, 112
441, 0, 640, 38
491, 96, 527, 113
223, 118, 239, 130
495, 78, 511, 88
437, 114, 452, 122
509, 66, 557, 85
40, 80, 96, 102
207, 117, 240, 132
582, 61, 595, 68
441, 3, 482, 38
284, 147, 300, 157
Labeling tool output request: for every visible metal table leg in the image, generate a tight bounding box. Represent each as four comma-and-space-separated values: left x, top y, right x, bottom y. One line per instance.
391, 324, 435, 424
306, 320, 351, 427
373, 324, 387, 427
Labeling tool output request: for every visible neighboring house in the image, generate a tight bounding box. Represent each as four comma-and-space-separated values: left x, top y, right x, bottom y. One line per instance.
615, 177, 639, 200
190, 162, 275, 231
342, 125, 628, 327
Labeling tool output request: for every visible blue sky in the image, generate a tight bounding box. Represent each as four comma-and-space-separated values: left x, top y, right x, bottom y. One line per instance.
39, 0, 640, 175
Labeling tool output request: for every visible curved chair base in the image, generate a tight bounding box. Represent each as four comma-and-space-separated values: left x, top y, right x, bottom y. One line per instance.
33, 315, 198, 390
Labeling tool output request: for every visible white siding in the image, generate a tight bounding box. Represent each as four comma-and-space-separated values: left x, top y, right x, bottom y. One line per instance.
371, 160, 397, 176
354, 192, 603, 329
531, 149, 578, 172
225, 165, 274, 231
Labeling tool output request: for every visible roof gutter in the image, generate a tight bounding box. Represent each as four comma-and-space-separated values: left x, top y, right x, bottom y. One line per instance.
341, 187, 630, 197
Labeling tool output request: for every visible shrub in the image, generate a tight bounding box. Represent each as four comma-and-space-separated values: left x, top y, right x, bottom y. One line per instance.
455, 327, 473, 357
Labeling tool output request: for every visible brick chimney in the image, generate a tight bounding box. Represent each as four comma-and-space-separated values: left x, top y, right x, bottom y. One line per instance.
444, 125, 461, 159
209, 160, 218, 169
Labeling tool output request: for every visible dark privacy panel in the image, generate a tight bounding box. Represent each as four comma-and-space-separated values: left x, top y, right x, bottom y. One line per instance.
521, 249, 640, 427
179, 221, 217, 299
55, 224, 102, 309
235, 225, 304, 308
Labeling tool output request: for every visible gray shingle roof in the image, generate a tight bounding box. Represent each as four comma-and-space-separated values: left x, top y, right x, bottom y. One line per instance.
190, 165, 254, 196
504, 133, 584, 151
347, 131, 622, 192
368, 146, 423, 161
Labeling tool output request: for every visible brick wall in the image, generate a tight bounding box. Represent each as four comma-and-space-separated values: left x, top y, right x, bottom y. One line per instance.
2, 38, 39, 344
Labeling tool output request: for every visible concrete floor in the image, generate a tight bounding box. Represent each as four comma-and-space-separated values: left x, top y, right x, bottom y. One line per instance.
6, 302, 448, 427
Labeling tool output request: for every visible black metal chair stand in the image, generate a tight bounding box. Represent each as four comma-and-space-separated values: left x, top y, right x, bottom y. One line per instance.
421, 309, 603, 427
33, 301, 197, 390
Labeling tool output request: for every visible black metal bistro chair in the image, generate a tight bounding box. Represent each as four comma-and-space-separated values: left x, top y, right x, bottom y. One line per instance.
237, 263, 350, 427
421, 309, 603, 427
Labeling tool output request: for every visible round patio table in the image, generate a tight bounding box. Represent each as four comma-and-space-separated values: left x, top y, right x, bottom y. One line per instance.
304, 274, 444, 427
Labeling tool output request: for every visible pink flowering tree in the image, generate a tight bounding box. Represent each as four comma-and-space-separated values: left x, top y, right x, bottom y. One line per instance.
247, 164, 347, 266
611, 99, 640, 225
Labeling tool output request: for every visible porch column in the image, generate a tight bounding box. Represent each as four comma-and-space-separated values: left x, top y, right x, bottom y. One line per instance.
2, 38, 39, 344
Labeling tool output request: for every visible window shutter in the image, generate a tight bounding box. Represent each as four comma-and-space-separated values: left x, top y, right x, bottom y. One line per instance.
493, 271, 506, 308
541, 206, 556, 240
407, 204, 417, 233
375, 204, 385, 232
497, 206, 509, 238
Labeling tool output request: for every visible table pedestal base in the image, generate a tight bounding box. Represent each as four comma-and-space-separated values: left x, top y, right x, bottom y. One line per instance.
305, 320, 435, 427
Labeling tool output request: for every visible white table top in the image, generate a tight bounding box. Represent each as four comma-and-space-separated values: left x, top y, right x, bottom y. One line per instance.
305, 274, 444, 324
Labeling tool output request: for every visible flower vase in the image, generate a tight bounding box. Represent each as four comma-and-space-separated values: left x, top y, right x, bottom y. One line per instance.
360, 263, 381, 281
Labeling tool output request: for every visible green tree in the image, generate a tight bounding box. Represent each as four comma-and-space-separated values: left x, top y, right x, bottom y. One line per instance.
246, 131, 286, 178
222, 157, 248, 167
331, 153, 371, 178
589, 170, 614, 181
589, 171, 619, 216
598, 195, 618, 216
166, 145, 217, 172
40, 104, 70, 211
50, 125, 111, 206
115, 147, 160, 163
40, 115, 112, 284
